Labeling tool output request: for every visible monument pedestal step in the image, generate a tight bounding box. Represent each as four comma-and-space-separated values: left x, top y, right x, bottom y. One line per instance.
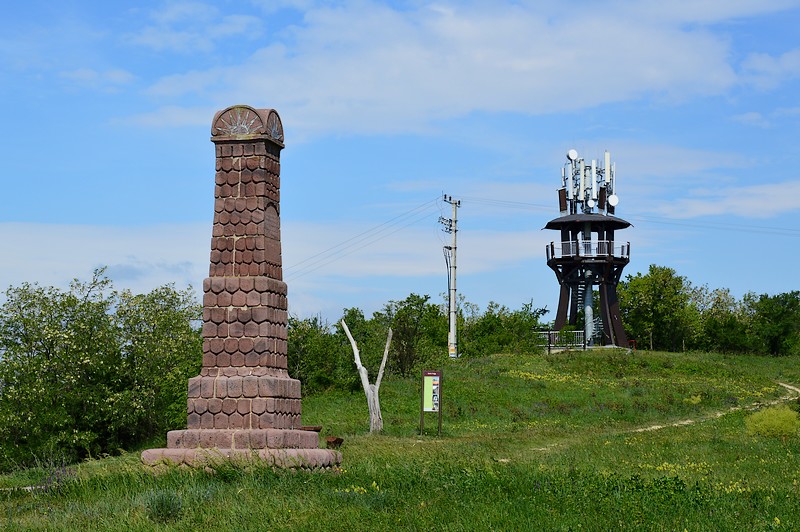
141, 447, 341, 469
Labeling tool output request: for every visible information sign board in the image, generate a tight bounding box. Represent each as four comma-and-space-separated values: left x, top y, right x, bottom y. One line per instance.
420, 370, 442, 435
423, 371, 440, 412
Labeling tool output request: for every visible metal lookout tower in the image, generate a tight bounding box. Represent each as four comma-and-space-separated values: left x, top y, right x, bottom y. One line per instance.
544, 149, 631, 347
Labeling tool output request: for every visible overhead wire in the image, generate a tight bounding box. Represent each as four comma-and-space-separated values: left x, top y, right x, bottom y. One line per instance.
286, 208, 437, 281
622, 213, 800, 237
458, 195, 552, 213
284, 190, 798, 283
284, 196, 442, 281
458, 195, 800, 237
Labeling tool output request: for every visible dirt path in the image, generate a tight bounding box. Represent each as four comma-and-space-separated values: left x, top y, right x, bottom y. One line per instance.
631, 381, 799, 433
531, 381, 800, 452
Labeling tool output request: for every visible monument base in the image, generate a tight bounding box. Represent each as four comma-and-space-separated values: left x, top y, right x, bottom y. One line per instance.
142, 428, 341, 469
141, 447, 341, 469
141, 428, 341, 468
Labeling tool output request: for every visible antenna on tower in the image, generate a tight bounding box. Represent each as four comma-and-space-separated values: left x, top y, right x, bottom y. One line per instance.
559, 148, 620, 216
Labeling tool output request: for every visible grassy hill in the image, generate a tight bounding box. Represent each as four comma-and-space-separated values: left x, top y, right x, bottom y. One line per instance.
4, 349, 800, 530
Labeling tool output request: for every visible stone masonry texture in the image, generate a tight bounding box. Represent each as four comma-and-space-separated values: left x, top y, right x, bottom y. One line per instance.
141, 105, 341, 469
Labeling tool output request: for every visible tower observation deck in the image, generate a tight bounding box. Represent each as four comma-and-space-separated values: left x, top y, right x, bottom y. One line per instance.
543, 149, 631, 347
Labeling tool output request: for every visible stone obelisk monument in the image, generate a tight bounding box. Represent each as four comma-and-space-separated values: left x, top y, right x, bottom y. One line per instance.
142, 105, 341, 468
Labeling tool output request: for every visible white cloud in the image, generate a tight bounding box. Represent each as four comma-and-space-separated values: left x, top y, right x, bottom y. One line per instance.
741, 48, 800, 90
622, 0, 800, 23
126, 2, 262, 53
282, 219, 446, 281
523, 140, 800, 223
558, 141, 748, 208
0, 223, 208, 296
732, 111, 771, 128
727, 106, 800, 129
654, 181, 800, 218
59, 68, 135, 91
459, 229, 548, 274
565, 142, 748, 182
122, 104, 214, 127
1, 216, 547, 317
248, 0, 320, 14
151, 1, 217, 25
131, 1, 753, 137
281, 218, 551, 317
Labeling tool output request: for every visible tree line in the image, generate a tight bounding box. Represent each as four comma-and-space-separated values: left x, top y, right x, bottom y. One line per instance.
0, 265, 797, 470
618, 264, 799, 355
287, 294, 548, 394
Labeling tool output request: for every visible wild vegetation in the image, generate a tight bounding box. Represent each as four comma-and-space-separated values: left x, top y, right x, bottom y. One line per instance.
288, 294, 547, 394
1, 266, 799, 529
0, 270, 201, 470
2, 350, 800, 530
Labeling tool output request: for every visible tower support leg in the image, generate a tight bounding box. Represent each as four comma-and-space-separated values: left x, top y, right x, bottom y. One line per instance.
554, 284, 570, 330
599, 283, 628, 347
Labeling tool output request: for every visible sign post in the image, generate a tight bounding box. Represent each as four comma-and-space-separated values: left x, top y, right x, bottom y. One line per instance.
420, 370, 442, 436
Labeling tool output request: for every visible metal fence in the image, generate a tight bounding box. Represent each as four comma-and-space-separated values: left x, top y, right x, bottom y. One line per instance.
536, 330, 586, 351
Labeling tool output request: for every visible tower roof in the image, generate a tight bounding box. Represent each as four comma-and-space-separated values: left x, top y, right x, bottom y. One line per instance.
543, 213, 631, 231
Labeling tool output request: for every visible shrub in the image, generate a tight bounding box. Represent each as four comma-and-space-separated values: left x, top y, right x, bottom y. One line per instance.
0, 269, 202, 470
460, 300, 547, 358
745, 405, 800, 439
287, 314, 356, 394
373, 294, 447, 376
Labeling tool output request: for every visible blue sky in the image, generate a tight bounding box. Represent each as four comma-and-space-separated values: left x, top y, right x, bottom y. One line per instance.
2, 0, 800, 322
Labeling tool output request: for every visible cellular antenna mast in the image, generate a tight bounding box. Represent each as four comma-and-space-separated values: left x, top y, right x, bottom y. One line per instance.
545, 149, 631, 347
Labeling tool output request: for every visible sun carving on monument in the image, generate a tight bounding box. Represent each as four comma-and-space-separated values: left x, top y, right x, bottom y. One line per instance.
215, 106, 264, 135
266, 111, 284, 143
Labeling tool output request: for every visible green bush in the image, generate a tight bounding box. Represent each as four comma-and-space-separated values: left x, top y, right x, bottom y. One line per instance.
287, 314, 356, 394
746, 291, 800, 356
460, 300, 547, 358
745, 405, 800, 439
0, 269, 201, 471
372, 294, 447, 376
288, 295, 448, 391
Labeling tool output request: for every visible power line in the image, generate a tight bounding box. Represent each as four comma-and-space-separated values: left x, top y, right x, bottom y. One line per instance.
459, 195, 552, 213
285, 190, 798, 284
459, 195, 800, 237
623, 213, 800, 237
284, 197, 442, 281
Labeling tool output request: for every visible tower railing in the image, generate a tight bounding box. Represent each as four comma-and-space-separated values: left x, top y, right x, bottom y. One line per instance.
546, 240, 630, 260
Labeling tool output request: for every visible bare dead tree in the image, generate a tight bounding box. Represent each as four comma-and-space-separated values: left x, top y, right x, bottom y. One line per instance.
341, 319, 392, 433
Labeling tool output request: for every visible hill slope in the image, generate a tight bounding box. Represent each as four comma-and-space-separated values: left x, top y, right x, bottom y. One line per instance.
4, 350, 800, 530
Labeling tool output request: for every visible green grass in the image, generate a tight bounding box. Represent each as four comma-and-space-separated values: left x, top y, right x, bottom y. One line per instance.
3, 350, 800, 530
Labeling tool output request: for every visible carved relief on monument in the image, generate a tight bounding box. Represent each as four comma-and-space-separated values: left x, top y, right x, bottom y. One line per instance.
211, 105, 284, 145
